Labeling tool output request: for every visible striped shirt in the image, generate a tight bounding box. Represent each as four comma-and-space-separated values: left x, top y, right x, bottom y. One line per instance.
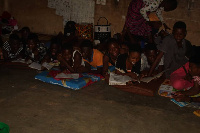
3, 41, 23, 59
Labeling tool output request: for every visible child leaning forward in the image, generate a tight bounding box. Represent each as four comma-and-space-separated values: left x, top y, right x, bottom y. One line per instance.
115, 44, 142, 82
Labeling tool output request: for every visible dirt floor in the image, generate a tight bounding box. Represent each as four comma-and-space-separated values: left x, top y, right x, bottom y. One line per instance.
0, 66, 200, 133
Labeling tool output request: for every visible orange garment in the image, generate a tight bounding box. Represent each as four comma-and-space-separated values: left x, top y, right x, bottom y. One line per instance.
83, 49, 103, 68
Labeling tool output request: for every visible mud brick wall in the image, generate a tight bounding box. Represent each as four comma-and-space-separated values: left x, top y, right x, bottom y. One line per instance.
1, 0, 63, 35
1, 0, 200, 45
163, 0, 200, 46
95, 0, 200, 46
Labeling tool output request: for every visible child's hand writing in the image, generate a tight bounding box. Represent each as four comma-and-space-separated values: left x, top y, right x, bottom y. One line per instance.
172, 94, 190, 102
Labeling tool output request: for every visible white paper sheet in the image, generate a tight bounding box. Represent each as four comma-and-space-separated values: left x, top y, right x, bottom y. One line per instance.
140, 71, 165, 83
55, 73, 79, 79
42, 62, 54, 70
28, 62, 42, 70
11, 59, 26, 63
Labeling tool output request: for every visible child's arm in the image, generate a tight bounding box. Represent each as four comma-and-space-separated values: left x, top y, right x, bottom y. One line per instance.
73, 51, 83, 72
102, 55, 110, 77
59, 62, 67, 72
148, 51, 164, 76
41, 54, 51, 64
76, 61, 91, 73
173, 94, 200, 102
115, 69, 138, 81
57, 54, 75, 73
158, 65, 164, 73
2, 49, 9, 61
33, 49, 40, 62
176, 81, 200, 96
16, 51, 24, 60
173, 84, 200, 102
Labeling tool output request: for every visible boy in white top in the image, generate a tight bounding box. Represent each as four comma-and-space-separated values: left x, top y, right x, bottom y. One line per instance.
141, 43, 164, 73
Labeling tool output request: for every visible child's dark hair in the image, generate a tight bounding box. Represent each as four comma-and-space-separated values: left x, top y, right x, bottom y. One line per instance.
62, 42, 73, 51
145, 43, 157, 51
129, 44, 142, 54
80, 40, 93, 49
64, 21, 76, 36
51, 37, 61, 46
27, 33, 39, 43
106, 38, 119, 48
21, 27, 30, 33
173, 21, 186, 30
189, 54, 200, 68
120, 41, 131, 48
9, 34, 20, 41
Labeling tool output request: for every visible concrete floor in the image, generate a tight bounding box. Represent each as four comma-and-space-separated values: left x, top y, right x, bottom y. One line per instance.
0, 66, 200, 133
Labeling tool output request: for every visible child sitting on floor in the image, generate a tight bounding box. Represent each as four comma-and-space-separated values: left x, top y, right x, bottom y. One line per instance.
57, 43, 85, 73
41, 38, 61, 70
103, 38, 120, 76
148, 21, 191, 78
115, 44, 142, 81
141, 43, 164, 73
25, 33, 46, 63
2, 34, 23, 61
172, 55, 200, 103
20, 27, 30, 54
80, 39, 104, 74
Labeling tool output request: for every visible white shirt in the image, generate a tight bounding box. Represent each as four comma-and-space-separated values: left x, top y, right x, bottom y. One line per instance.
140, 53, 164, 71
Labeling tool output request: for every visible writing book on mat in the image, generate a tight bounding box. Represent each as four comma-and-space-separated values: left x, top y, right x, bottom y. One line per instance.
109, 72, 132, 85
140, 70, 166, 83
55, 73, 80, 79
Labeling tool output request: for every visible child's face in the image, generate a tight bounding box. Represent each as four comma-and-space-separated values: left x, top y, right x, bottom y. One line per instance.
21, 30, 30, 40
189, 63, 200, 76
81, 47, 92, 60
173, 28, 186, 44
62, 49, 73, 61
120, 44, 129, 54
10, 40, 20, 52
50, 44, 59, 56
145, 50, 157, 65
128, 52, 141, 65
108, 43, 120, 57
27, 39, 37, 50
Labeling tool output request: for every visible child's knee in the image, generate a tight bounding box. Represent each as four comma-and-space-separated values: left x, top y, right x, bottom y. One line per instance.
171, 79, 185, 90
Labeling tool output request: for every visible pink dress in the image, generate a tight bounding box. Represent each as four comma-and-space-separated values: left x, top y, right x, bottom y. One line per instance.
125, 0, 164, 37
170, 62, 194, 90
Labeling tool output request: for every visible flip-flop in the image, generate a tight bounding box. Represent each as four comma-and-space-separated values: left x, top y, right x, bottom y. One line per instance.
193, 110, 200, 117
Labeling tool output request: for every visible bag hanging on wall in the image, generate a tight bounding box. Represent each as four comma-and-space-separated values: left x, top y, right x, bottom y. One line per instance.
94, 17, 111, 43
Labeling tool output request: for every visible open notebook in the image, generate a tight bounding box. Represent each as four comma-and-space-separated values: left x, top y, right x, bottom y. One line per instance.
28, 62, 54, 70
109, 72, 132, 85
140, 70, 166, 83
